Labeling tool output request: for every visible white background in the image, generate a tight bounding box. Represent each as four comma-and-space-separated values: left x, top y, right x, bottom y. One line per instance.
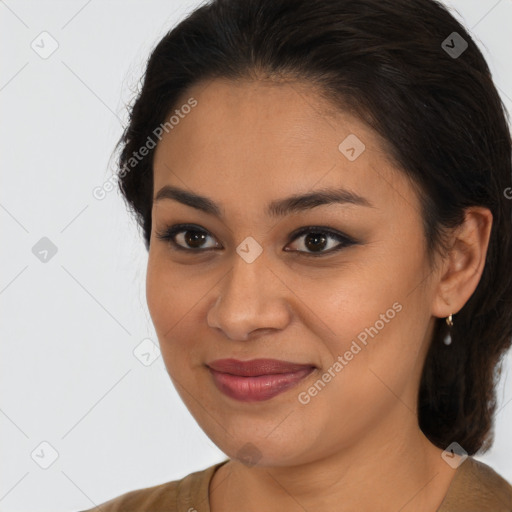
1, 1, 511, 510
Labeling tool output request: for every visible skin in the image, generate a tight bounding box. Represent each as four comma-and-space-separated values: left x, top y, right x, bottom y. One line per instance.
147, 77, 493, 511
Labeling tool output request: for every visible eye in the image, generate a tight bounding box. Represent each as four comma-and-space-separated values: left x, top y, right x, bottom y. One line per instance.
284, 226, 356, 256
155, 223, 220, 252
155, 223, 357, 256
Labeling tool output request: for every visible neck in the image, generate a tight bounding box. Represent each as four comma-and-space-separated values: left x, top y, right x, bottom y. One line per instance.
209, 411, 458, 512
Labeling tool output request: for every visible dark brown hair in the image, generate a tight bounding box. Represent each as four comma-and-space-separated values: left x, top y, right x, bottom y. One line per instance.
114, 0, 512, 455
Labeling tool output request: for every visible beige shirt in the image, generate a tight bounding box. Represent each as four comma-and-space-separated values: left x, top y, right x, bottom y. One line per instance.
79, 456, 512, 511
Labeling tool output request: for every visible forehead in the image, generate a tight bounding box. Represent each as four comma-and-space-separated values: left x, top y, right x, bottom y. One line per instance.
152, 78, 418, 217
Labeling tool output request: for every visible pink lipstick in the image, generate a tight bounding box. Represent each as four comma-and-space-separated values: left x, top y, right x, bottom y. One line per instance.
206, 358, 315, 402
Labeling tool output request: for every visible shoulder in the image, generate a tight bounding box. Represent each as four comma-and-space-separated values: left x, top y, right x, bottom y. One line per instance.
78, 479, 181, 512
439, 456, 512, 511
77, 460, 229, 512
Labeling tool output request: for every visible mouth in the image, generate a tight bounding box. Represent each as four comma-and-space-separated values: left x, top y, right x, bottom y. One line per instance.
206, 358, 316, 376
206, 358, 316, 402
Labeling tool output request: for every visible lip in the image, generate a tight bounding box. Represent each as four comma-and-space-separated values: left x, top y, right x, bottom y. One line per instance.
206, 358, 316, 402
206, 358, 315, 376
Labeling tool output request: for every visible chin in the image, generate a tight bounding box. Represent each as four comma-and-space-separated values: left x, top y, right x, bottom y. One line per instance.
203, 423, 316, 468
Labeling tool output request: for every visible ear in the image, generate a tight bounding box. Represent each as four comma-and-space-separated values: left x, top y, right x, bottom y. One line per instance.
431, 207, 493, 319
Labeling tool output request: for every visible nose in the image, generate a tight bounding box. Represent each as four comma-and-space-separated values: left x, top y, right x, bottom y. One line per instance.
206, 249, 292, 341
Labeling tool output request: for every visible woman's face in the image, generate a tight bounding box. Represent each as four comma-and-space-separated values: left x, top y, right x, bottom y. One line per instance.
147, 78, 443, 466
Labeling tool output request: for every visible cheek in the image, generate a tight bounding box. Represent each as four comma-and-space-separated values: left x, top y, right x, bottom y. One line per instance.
145, 252, 216, 366
145, 250, 200, 335
291, 261, 398, 352
145, 254, 191, 363
300, 254, 419, 386
146, 254, 171, 331
315, 285, 428, 436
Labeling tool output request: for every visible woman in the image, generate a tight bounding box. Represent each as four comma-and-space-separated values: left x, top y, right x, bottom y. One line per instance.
81, 0, 512, 510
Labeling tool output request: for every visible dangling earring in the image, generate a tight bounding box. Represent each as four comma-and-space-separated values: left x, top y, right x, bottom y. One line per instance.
443, 313, 453, 345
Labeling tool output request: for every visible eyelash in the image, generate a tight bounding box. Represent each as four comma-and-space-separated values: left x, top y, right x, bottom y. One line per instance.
155, 223, 357, 257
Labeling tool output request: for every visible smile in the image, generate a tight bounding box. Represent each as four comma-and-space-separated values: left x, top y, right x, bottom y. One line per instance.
207, 366, 316, 402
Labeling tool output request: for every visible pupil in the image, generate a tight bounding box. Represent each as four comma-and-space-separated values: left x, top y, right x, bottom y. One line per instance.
305, 233, 326, 251
186, 230, 206, 248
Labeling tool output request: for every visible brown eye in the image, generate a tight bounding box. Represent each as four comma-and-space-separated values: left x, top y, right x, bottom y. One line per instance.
179, 229, 210, 249
301, 232, 328, 252
155, 224, 220, 251
285, 227, 356, 256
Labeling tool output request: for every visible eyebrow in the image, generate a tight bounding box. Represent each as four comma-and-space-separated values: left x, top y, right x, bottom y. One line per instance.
153, 185, 375, 218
